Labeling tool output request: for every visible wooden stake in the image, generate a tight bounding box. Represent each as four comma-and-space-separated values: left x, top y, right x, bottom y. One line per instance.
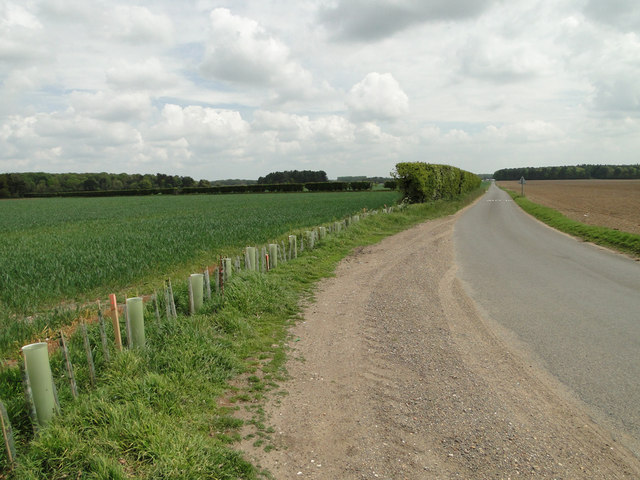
124, 299, 132, 348
109, 293, 122, 351
188, 275, 195, 315
204, 268, 211, 300
219, 259, 225, 296
0, 400, 16, 471
20, 360, 38, 434
168, 279, 177, 318
164, 284, 172, 319
81, 323, 96, 388
98, 309, 110, 363
59, 332, 78, 399
153, 290, 161, 322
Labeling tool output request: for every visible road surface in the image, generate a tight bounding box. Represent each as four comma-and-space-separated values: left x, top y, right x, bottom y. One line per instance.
455, 183, 640, 454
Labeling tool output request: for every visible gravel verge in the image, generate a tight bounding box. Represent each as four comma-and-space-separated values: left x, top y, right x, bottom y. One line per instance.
236, 209, 640, 479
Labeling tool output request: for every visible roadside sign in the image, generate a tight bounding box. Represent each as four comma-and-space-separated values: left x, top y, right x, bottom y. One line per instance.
520, 177, 525, 196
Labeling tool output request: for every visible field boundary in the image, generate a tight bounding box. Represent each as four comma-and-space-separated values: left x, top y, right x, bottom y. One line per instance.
0, 187, 487, 478
501, 188, 640, 258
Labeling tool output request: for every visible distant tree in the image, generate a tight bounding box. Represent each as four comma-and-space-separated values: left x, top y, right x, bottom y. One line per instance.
258, 170, 328, 184
0, 174, 10, 198
139, 178, 153, 189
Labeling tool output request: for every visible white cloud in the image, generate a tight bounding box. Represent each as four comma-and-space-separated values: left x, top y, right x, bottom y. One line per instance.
69, 91, 153, 121
583, 0, 640, 33
458, 34, 554, 82
482, 121, 565, 143
1, 1, 640, 180
111, 5, 174, 44
106, 57, 180, 91
347, 73, 409, 122
200, 8, 317, 103
0, 3, 46, 65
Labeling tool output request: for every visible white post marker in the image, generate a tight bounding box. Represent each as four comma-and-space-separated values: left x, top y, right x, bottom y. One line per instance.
520, 176, 526, 196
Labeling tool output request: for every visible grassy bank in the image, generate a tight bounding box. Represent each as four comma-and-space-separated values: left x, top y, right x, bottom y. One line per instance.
1, 188, 485, 479
504, 190, 640, 258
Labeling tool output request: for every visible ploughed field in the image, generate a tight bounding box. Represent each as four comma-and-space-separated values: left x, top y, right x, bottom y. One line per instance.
0, 191, 400, 315
497, 179, 640, 235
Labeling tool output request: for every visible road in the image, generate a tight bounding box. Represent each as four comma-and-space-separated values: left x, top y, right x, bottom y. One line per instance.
454, 183, 640, 454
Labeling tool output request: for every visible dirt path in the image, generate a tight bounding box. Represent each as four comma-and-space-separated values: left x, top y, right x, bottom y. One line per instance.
238, 210, 640, 479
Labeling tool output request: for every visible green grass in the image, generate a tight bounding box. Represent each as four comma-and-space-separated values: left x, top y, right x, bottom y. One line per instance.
0, 192, 400, 314
0, 187, 484, 479
0, 191, 399, 358
504, 189, 640, 257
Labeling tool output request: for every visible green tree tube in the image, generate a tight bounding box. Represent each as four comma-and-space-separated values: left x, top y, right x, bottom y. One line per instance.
288, 235, 297, 259
224, 257, 232, 281
22, 342, 56, 426
268, 244, 278, 269
126, 297, 145, 348
334, 221, 341, 232
190, 274, 204, 312
319, 226, 327, 239
246, 247, 256, 271
305, 230, 314, 250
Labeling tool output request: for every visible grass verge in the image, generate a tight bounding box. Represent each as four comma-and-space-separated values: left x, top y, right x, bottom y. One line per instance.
0, 187, 485, 479
503, 189, 640, 258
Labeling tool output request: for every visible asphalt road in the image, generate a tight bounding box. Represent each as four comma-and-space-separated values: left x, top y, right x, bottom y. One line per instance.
454, 183, 640, 453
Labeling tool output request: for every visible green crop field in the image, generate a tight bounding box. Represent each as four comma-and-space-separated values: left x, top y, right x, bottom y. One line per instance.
0, 191, 400, 316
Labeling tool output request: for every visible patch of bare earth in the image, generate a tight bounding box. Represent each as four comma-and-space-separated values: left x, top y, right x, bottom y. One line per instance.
236, 209, 640, 479
497, 179, 640, 235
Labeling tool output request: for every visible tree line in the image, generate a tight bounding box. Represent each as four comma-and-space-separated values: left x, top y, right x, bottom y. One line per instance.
257, 170, 328, 184
0, 172, 258, 198
493, 164, 640, 181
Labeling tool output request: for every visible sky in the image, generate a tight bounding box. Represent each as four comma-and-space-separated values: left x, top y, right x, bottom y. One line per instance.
1, 0, 639, 180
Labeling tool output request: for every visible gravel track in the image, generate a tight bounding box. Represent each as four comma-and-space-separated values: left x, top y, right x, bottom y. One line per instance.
237, 208, 640, 479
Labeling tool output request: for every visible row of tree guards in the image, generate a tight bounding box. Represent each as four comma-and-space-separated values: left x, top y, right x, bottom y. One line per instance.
1, 206, 399, 470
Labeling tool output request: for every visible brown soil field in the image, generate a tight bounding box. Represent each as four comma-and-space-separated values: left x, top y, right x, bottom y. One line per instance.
497, 179, 640, 235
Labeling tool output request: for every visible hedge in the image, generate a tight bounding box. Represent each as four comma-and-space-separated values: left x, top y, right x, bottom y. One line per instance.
22, 181, 379, 198
394, 162, 481, 203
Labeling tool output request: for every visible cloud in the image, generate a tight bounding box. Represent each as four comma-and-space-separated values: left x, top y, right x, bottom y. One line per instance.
106, 57, 180, 91
319, 0, 497, 41
0, 3, 46, 65
583, 0, 640, 33
457, 34, 553, 82
69, 91, 153, 121
347, 73, 409, 121
111, 5, 174, 44
149, 104, 250, 160
482, 121, 565, 143
200, 8, 316, 102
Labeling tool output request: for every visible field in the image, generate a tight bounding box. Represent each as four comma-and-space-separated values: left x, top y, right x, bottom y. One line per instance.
0, 191, 400, 316
497, 179, 640, 235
